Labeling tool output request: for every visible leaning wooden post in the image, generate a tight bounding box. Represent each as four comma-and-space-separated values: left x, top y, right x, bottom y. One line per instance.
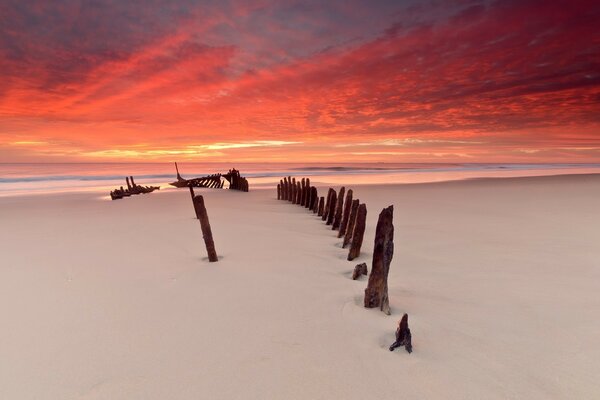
343, 199, 359, 248
322, 188, 333, 221
332, 186, 345, 230
189, 186, 201, 219
193, 194, 218, 262
326, 189, 337, 225
317, 196, 325, 216
364, 205, 393, 314
277, 184, 281, 200
347, 203, 366, 260
338, 189, 353, 238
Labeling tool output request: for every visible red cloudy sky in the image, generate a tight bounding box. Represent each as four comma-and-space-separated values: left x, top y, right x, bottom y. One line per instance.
1, 0, 599, 163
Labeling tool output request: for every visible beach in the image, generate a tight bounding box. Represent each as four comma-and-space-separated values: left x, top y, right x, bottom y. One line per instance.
1, 174, 599, 399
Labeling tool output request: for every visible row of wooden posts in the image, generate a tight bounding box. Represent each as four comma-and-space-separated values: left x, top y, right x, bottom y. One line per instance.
277, 177, 412, 353
277, 177, 367, 261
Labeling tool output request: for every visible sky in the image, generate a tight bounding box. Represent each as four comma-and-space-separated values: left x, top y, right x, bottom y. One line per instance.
1, 0, 599, 163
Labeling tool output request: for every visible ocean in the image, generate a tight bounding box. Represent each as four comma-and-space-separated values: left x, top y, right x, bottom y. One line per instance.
1, 162, 599, 197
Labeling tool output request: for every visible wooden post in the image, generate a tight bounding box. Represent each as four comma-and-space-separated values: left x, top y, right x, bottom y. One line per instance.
277, 184, 281, 200
192, 195, 218, 262
310, 187, 317, 211
338, 189, 353, 238
283, 178, 288, 200
332, 186, 345, 230
300, 178, 306, 206
322, 188, 333, 221
364, 205, 393, 314
126, 176, 132, 190
317, 196, 325, 216
389, 314, 412, 353
326, 189, 337, 225
295, 181, 301, 204
343, 199, 359, 248
287, 176, 292, 201
347, 203, 366, 260
291, 178, 296, 202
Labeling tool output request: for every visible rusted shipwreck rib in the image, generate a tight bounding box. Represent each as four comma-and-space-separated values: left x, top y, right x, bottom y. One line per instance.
110, 176, 160, 200
169, 163, 248, 191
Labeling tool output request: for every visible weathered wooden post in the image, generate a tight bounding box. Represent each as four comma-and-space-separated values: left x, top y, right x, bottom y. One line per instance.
126, 176, 132, 190
192, 194, 218, 262
283, 178, 288, 200
347, 203, 366, 260
296, 181, 302, 204
332, 186, 345, 230
310, 187, 317, 211
343, 199, 359, 248
277, 184, 281, 200
299, 178, 306, 206
291, 178, 296, 202
338, 189, 353, 238
364, 205, 393, 314
322, 189, 333, 221
389, 314, 412, 353
326, 189, 337, 225
304, 178, 311, 208
317, 196, 325, 216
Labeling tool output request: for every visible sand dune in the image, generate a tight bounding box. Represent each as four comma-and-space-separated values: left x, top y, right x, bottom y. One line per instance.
1, 174, 599, 399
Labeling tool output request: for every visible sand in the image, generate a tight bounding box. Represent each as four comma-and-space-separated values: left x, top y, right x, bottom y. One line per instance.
1, 174, 599, 399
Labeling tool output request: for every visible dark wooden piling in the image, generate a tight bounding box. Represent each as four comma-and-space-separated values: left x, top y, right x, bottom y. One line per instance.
291, 178, 296, 202
192, 194, 218, 262
277, 184, 281, 200
389, 314, 412, 353
322, 188, 333, 221
347, 203, 366, 260
343, 199, 360, 248
332, 186, 345, 230
287, 176, 292, 201
310, 187, 317, 211
364, 205, 393, 314
296, 181, 302, 204
317, 196, 325, 216
298, 178, 306, 206
304, 178, 311, 208
326, 189, 337, 225
126, 176, 132, 190
338, 189, 353, 238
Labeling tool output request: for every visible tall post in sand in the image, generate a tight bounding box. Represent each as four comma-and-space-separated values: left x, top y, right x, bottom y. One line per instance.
318, 196, 325, 216
300, 178, 306, 205
304, 178, 311, 208
192, 194, 218, 262
332, 186, 345, 230
338, 189, 353, 238
277, 184, 281, 200
296, 181, 302, 204
283, 178, 288, 200
326, 190, 337, 225
287, 176, 292, 201
322, 189, 333, 221
343, 199, 359, 248
310, 187, 317, 211
347, 203, 366, 260
126, 176, 132, 190
364, 205, 394, 314
291, 178, 296, 202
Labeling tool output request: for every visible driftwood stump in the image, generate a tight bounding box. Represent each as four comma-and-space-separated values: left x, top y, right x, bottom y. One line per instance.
364, 205, 393, 314
322, 188, 333, 221
352, 262, 368, 280
290, 178, 296, 202
338, 189, 353, 238
332, 186, 345, 230
343, 199, 360, 248
326, 189, 337, 225
389, 314, 412, 353
296, 181, 302, 204
318, 196, 325, 216
347, 203, 366, 261
192, 194, 218, 262
305, 179, 311, 208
